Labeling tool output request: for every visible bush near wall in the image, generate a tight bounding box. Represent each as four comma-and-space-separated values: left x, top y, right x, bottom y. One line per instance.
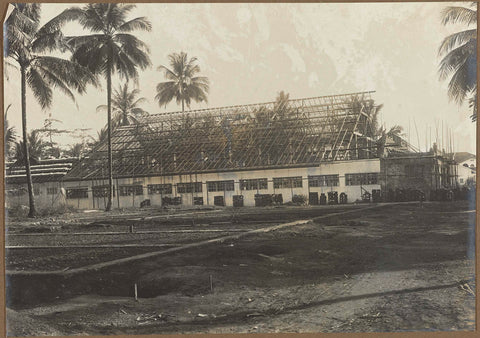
292, 194, 307, 205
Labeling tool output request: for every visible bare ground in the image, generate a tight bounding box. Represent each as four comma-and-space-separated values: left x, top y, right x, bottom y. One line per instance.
5, 201, 475, 335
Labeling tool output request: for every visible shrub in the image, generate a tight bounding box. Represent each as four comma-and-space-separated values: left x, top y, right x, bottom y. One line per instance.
292, 194, 307, 205
7, 204, 77, 219
37, 204, 77, 217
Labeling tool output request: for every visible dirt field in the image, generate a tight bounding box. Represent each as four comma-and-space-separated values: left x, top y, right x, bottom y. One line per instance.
5, 201, 475, 335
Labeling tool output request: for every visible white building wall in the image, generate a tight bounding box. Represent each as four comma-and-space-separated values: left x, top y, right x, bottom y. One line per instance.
5, 181, 65, 210
459, 158, 476, 169
457, 164, 476, 186
61, 158, 381, 209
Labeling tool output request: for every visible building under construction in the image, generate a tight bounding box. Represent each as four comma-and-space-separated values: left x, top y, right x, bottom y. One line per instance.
5, 91, 461, 210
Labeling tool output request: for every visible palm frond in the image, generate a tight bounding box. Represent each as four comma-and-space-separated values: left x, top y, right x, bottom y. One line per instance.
70, 35, 109, 73
8, 4, 40, 35
26, 67, 52, 109
5, 16, 35, 59
132, 97, 148, 107
441, 6, 477, 26
438, 29, 476, 56
157, 65, 179, 81
36, 7, 84, 36
156, 52, 209, 110
32, 7, 84, 53
35, 56, 98, 94
438, 39, 476, 80
14, 130, 47, 163
155, 81, 178, 107
30, 30, 61, 54
447, 57, 477, 104
4, 105, 17, 154
130, 107, 148, 116
184, 84, 208, 106
81, 4, 109, 32
118, 17, 152, 32
34, 60, 76, 103
4, 60, 19, 80
113, 33, 151, 65
469, 92, 477, 121
111, 45, 138, 80
438, 4, 477, 112
14, 3, 41, 22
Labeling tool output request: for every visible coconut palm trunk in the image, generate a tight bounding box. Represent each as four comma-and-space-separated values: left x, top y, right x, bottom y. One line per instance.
6, 4, 97, 218
106, 59, 113, 211
67, 4, 151, 212
20, 66, 36, 217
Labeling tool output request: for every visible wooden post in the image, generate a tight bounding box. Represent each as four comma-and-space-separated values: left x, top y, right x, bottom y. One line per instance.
134, 283, 138, 301
210, 275, 213, 293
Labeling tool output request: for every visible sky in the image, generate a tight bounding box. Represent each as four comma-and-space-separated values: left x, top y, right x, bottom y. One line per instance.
3, 2, 477, 153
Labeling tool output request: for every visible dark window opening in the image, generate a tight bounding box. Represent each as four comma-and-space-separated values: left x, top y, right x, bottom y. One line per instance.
207, 180, 234, 192
119, 185, 143, 196
240, 178, 268, 190
177, 182, 202, 193
147, 183, 173, 194
273, 176, 303, 189
66, 187, 88, 199
308, 175, 339, 187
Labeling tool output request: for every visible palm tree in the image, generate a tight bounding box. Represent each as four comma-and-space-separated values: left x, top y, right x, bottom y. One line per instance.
64, 142, 86, 159
86, 126, 108, 150
68, 3, 152, 211
156, 52, 209, 112
14, 130, 47, 165
96, 126, 109, 145
4, 104, 17, 161
97, 82, 148, 127
5, 4, 97, 217
438, 3, 477, 120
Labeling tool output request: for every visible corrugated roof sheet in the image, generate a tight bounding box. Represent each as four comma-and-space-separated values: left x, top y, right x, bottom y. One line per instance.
5, 159, 76, 184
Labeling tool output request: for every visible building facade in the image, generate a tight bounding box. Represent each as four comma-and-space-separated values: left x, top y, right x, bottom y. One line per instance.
61, 159, 381, 209
6, 91, 466, 210
5, 158, 74, 210
379, 152, 458, 200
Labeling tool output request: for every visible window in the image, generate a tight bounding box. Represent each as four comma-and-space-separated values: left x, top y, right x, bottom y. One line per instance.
207, 180, 234, 192
308, 175, 339, 187
147, 184, 173, 194
240, 178, 268, 190
92, 185, 115, 197
66, 187, 88, 199
47, 187, 58, 195
177, 182, 202, 193
345, 173, 379, 186
119, 185, 143, 196
273, 176, 303, 189
33, 187, 42, 196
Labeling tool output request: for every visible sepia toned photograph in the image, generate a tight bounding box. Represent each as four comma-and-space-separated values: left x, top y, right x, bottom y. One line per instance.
3, 1, 477, 336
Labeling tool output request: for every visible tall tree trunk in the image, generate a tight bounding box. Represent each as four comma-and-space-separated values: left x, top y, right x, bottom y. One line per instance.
105, 60, 113, 212
21, 66, 36, 218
